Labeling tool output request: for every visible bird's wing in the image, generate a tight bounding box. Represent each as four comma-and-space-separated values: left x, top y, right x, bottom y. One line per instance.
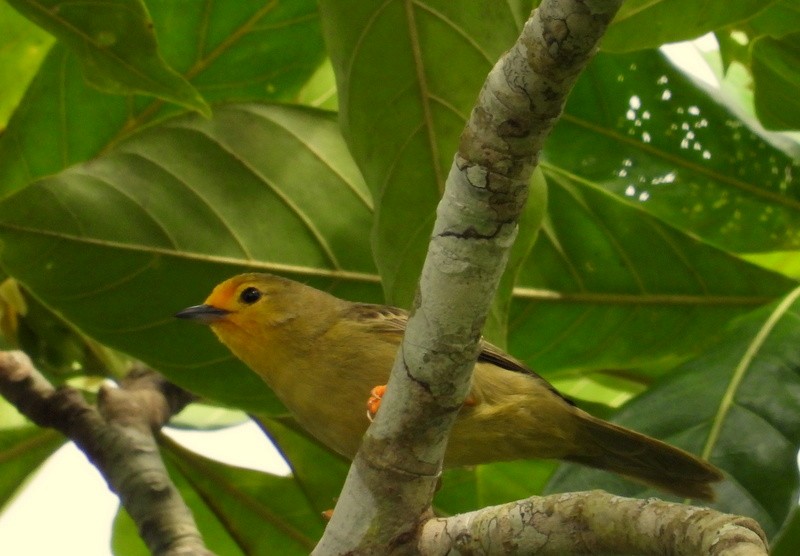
478, 341, 532, 373
345, 302, 574, 406
345, 303, 409, 337
479, 339, 575, 405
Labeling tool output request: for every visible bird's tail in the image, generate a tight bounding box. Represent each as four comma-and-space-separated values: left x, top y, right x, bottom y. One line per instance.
568, 411, 723, 501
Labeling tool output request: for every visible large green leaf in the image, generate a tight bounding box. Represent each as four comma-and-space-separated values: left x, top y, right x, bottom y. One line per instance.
749, 0, 800, 38
601, 0, 777, 52
0, 104, 380, 411
0, 419, 64, 511
772, 505, 800, 556
548, 49, 800, 254
544, 286, 800, 539
7, 0, 209, 116
0, 0, 324, 197
3, 283, 127, 381
508, 171, 796, 373
0, 3, 795, 553
256, 416, 349, 516
752, 32, 800, 131
321, 2, 798, 305
320, 0, 531, 306
0, 0, 52, 126
162, 436, 324, 555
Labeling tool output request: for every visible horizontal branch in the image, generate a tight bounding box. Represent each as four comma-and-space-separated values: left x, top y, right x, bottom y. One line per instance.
419, 490, 769, 555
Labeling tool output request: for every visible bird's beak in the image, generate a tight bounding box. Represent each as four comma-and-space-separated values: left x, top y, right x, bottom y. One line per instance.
175, 304, 230, 324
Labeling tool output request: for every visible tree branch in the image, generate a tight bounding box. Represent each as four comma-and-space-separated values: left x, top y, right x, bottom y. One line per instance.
315, 1, 623, 554
0, 350, 211, 556
419, 490, 768, 555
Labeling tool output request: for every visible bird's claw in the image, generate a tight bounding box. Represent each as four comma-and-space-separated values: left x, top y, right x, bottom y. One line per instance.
366, 384, 387, 422
366, 385, 475, 422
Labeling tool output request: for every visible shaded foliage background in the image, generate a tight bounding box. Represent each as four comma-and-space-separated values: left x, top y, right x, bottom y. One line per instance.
0, 0, 798, 553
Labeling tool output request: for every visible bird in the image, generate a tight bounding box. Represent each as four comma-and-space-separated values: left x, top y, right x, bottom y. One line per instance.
176, 273, 723, 500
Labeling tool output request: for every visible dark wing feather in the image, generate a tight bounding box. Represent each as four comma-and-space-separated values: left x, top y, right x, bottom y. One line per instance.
478, 341, 532, 373
344, 302, 573, 405
479, 340, 575, 406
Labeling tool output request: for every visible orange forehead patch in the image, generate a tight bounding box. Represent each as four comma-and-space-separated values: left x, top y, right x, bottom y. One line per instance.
204, 277, 243, 308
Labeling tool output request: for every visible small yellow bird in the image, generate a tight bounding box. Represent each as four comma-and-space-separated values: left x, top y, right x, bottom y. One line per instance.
176, 273, 722, 500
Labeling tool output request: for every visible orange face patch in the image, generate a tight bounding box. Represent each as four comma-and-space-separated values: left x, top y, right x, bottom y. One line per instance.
204, 277, 246, 310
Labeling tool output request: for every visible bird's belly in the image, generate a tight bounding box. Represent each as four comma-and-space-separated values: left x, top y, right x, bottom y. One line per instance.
266, 356, 389, 459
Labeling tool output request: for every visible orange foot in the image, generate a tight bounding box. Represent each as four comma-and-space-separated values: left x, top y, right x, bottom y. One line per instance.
366, 384, 477, 422
366, 385, 386, 422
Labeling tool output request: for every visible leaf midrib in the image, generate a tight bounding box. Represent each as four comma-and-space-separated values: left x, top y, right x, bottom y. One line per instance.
701, 285, 800, 459
0, 221, 779, 307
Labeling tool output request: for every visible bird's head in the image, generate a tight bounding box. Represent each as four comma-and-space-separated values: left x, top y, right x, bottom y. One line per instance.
175, 273, 338, 372
175, 273, 300, 333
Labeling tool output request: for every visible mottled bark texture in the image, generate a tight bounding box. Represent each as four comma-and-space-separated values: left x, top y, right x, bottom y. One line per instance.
0, 351, 210, 556
420, 491, 768, 555
315, 1, 625, 555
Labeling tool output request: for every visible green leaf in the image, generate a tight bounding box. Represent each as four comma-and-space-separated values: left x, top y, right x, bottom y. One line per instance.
256, 416, 349, 516
550, 370, 647, 410
742, 250, 800, 281
6, 0, 209, 116
752, 32, 800, 131
715, 30, 750, 74
0, 423, 64, 512
0, 103, 381, 411
111, 507, 149, 556
772, 505, 800, 556
296, 59, 338, 111
161, 435, 324, 555
473, 460, 558, 508
749, 0, 800, 39
508, 171, 796, 373
320, 0, 529, 306
601, 0, 777, 52
545, 286, 800, 538
2, 282, 124, 380
436, 460, 558, 515
548, 49, 800, 253
169, 404, 249, 431
0, 0, 325, 197
0, 0, 52, 126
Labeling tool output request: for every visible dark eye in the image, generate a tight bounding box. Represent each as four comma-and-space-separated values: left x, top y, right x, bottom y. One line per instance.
239, 287, 262, 305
